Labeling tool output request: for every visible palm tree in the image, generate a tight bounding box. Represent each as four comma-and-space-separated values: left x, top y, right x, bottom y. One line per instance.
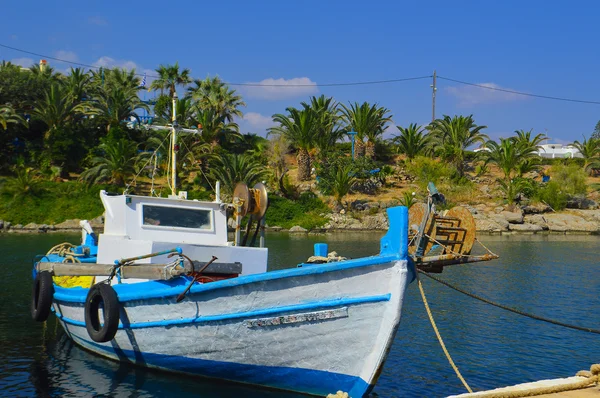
428, 115, 488, 176
485, 138, 521, 180
28, 64, 62, 81
302, 95, 343, 159
269, 107, 317, 181
330, 162, 356, 205
195, 108, 241, 148
80, 139, 139, 186
0, 104, 25, 130
154, 97, 197, 127
571, 136, 600, 174
105, 68, 142, 92
63, 68, 92, 103
393, 123, 431, 160
513, 129, 546, 157
31, 84, 78, 141
485, 136, 542, 203
209, 153, 268, 197
150, 63, 192, 97
340, 102, 392, 159
80, 86, 149, 133
187, 76, 245, 123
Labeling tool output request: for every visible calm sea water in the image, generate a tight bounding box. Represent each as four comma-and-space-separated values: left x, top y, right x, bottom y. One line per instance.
0, 232, 599, 397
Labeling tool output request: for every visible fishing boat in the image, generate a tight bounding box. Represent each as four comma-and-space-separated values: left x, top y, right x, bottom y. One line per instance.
28, 94, 414, 397
30, 95, 497, 397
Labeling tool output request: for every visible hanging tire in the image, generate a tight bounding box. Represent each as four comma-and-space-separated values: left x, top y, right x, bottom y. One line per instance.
31, 271, 54, 322
84, 283, 120, 343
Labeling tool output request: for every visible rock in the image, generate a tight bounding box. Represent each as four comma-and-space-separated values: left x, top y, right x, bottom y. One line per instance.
500, 210, 524, 224
524, 214, 549, 230
4, 222, 11, 230
289, 225, 308, 233
23, 222, 42, 230
0, 220, 3, 230
570, 209, 600, 223
366, 202, 380, 209
54, 219, 81, 230
472, 211, 508, 232
543, 213, 599, 233
474, 217, 507, 233
267, 225, 283, 232
522, 203, 552, 214
508, 223, 543, 232
359, 213, 389, 230
566, 196, 599, 210
494, 206, 504, 214
14, 224, 23, 229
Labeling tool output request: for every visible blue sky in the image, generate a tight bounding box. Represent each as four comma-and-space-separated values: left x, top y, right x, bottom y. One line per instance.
2, 0, 600, 143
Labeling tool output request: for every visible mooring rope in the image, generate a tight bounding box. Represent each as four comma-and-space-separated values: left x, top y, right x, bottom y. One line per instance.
417, 273, 473, 393
418, 271, 600, 335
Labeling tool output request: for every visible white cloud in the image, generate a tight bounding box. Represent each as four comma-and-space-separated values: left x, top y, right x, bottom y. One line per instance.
93, 56, 138, 71
236, 112, 276, 136
446, 82, 525, 106
240, 77, 318, 100
88, 16, 108, 26
244, 112, 275, 129
10, 57, 34, 67
55, 50, 78, 63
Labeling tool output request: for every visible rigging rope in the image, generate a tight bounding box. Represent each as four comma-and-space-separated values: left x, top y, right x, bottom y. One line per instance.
418, 271, 600, 335
124, 132, 171, 195
417, 273, 473, 393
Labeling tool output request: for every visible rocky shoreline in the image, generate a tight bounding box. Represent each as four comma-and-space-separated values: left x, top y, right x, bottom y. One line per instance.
1, 203, 599, 235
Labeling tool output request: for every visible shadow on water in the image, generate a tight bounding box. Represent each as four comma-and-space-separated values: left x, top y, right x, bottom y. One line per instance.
26, 331, 307, 398
1, 232, 600, 397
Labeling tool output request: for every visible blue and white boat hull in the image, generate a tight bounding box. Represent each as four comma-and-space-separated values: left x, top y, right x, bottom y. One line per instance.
49, 207, 414, 397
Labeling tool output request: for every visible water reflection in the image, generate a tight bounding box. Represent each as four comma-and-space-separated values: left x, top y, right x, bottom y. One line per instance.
1, 233, 599, 397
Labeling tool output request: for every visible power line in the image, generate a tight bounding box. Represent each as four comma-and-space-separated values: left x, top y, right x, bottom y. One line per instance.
230, 76, 432, 87
0, 43, 108, 72
437, 76, 600, 105
4, 42, 600, 102
0, 43, 431, 87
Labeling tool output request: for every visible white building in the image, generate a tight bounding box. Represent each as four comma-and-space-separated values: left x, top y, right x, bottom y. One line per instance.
537, 144, 582, 159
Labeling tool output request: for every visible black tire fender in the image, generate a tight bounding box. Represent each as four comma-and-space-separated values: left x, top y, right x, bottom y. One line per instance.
84, 283, 120, 343
31, 271, 54, 322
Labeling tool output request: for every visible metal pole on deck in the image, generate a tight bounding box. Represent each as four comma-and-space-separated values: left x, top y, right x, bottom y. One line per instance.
234, 201, 242, 246
259, 217, 266, 248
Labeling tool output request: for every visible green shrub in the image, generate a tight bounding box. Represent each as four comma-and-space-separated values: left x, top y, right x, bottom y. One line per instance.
266, 192, 328, 230
0, 181, 115, 224
537, 181, 568, 210
547, 164, 587, 195
405, 156, 454, 189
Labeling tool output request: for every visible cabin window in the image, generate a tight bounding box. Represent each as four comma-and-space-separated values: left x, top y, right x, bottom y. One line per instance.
142, 205, 212, 230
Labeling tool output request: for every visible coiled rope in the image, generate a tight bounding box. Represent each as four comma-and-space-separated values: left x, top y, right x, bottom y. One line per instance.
418, 270, 600, 335
451, 364, 599, 398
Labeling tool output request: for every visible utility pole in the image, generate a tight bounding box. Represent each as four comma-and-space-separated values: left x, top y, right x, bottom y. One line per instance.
431, 70, 437, 122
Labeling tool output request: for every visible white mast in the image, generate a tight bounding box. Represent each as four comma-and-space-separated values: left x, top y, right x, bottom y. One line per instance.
143, 92, 200, 199
171, 92, 178, 196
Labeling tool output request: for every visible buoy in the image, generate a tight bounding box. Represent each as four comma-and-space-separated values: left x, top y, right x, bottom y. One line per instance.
84, 283, 120, 342
31, 271, 54, 322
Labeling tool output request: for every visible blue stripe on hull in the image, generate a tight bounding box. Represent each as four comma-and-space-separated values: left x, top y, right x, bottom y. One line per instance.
55, 294, 390, 330
71, 335, 371, 397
